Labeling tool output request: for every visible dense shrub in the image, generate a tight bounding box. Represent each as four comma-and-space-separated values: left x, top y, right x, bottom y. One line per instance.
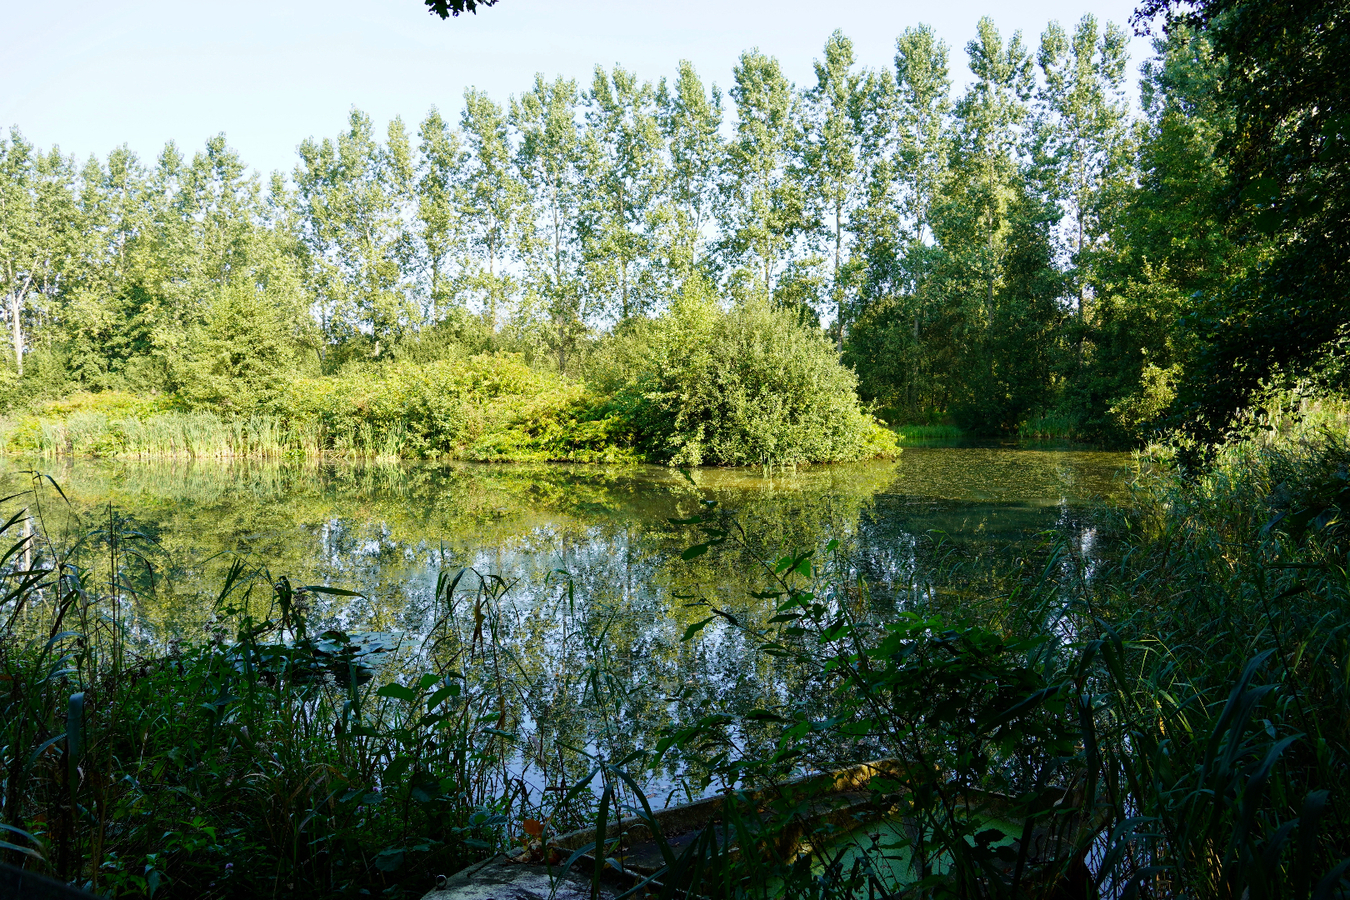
1, 304, 900, 467
610, 293, 897, 467
276, 354, 636, 462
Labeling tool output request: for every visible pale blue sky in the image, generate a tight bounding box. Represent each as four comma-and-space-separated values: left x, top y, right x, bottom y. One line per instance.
3, 0, 1153, 178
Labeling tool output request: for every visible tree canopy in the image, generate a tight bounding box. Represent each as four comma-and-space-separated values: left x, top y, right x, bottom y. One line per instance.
2, 6, 1345, 450
424, 0, 499, 18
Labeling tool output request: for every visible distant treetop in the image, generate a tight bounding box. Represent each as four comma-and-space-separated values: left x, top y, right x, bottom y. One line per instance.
424, 0, 499, 19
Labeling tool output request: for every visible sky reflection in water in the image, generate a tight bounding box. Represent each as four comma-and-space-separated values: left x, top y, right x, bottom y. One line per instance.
2, 448, 1129, 801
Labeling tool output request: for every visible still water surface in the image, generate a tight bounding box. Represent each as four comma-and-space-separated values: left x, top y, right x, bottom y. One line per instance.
1, 447, 1129, 799
3, 448, 1127, 632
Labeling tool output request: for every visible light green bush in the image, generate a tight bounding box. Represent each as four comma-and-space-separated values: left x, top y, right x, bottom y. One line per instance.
613, 292, 897, 467
276, 354, 630, 461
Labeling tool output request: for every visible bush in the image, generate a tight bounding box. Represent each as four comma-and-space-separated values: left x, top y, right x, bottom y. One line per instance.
276, 354, 634, 461
612, 293, 897, 467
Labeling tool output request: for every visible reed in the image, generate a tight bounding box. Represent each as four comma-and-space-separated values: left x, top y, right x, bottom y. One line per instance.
0, 489, 569, 896
1017, 409, 1079, 442
893, 422, 964, 445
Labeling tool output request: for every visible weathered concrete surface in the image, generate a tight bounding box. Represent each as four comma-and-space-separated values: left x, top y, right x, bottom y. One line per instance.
421, 855, 617, 900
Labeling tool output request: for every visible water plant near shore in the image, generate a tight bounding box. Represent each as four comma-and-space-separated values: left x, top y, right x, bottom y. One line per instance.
0, 498, 556, 897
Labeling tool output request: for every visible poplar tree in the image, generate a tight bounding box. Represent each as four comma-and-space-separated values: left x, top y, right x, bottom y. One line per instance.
62, 147, 149, 386
1034, 15, 1133, 319
512, 75, 582, 372
416, 107, 466, 323
296, 110, 417, 357
0, 132, 75, 377
935, 19, 1062, 429
656, 61, 723, 282
894, 26, 953, 258
21, 148, 82, 379
803, 30, 867, 347
580, 65, 665, 321
459, 90, 525, 332
0, 133, 36, 376
845, 25, 956, 415
723, 50, 804, 301
948, 18, 1035, 318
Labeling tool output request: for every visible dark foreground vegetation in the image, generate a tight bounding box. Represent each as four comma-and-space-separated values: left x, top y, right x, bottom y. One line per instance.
2, 389, 1349, 898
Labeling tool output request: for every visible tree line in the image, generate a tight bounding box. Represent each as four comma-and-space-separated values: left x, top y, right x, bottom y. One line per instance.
0, 11, 1335, 444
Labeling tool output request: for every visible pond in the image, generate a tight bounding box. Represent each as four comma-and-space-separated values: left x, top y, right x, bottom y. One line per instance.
0, 447, 1130, 804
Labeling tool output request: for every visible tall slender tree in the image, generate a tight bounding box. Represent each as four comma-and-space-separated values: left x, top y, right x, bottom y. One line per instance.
295, 110, 417, 358
1034, 15, 1133, 319
656, 61, 723, 283
0, 132, 42, 375
722, 50, 805, 301
803, 30, 867, 347
580, 65, 665, 322
416, 107, 466, 323
459, 90, 525, 332
512, 75, 582, 372
949, 18, 1035, 318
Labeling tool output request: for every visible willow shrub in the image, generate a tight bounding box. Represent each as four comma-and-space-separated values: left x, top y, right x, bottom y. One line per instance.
606, 294, 897, 467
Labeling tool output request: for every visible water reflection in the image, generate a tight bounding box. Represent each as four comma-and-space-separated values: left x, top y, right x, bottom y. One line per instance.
1, 448, 1128, 799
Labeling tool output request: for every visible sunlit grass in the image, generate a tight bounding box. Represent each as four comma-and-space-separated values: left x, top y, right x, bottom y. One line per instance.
893, 423, 964, 445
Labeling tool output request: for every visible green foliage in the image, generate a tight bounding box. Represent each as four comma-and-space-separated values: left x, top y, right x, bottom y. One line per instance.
609, 291, 896, 467
1135, 0, 1350, 428
2, 323, 894, 466
0, 359, 638, 463
0, 516, 524, 897
4, 5, 1346, 451
621, 395, 1350, 898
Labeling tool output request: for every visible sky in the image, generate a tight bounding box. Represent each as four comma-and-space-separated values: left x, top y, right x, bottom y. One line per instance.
3, 0, 1156, 179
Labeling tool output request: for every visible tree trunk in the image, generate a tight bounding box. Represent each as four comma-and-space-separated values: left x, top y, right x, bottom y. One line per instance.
488, 240, 497, 330
835, 202, 844, 351
557, 314, 567, 375
9, 289, 23, 376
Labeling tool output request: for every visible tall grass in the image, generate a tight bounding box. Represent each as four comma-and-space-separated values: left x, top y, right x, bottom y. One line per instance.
893, 423, 965, 446
1017, 409, 1078, 442
0, 488, 599, 896
596, 393, 1350, 898
3, 412, 426, 462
